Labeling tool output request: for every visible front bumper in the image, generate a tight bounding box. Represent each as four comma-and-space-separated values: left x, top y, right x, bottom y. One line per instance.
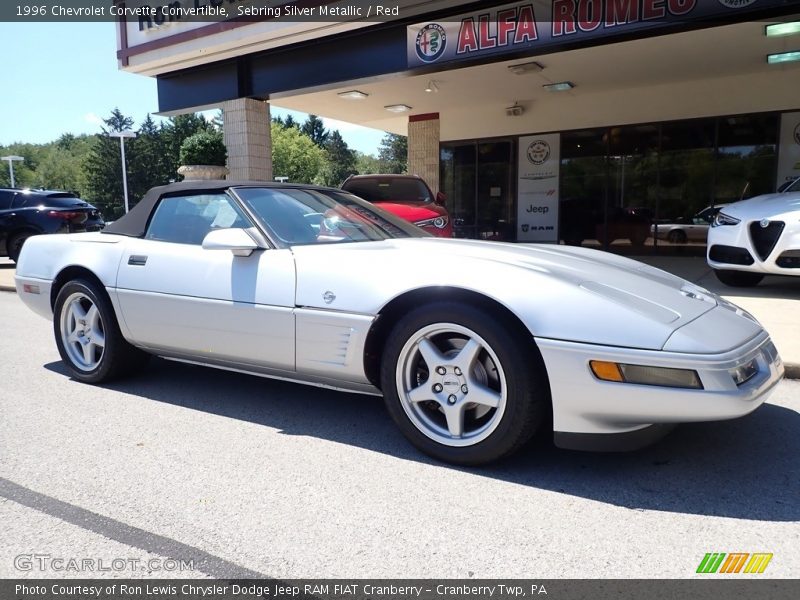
537, 331, 783, 450
707, 219, 800, 275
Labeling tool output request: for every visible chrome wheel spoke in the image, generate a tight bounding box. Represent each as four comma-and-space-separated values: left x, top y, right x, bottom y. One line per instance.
417, 338, 446, 371
82, 341, 95, 365
467, 382, 501, 409
408, 383, 435, 404
454, 338, 482, 372
60, 292, 105, 372
443, 404, 465, 438
397, 322, 508, 448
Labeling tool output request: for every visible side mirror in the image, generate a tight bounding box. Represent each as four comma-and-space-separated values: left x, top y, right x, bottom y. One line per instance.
435, 191, 447, 206
202, 228, 260, 257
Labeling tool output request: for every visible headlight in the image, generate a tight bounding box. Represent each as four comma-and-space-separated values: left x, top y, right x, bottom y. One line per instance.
712, 212, 740, 227
414, 216, 448, 229
729, 358, 759, 387
590, 360, 703, 389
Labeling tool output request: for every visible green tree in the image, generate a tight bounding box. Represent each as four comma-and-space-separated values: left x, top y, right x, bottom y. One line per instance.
317, 130, 356, 186
83, 109, 135, 219
283, 114, 299, 129
128, 114, 171, 203
377, 133, 407, 174
271, 122, 325, 183
301, 114, 329, 147
354, 151, 381, 175
161, 113, 213, 177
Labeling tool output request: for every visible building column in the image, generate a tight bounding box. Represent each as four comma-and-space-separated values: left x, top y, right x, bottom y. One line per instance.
222, 98, 272, 181
407, 113, 440, 193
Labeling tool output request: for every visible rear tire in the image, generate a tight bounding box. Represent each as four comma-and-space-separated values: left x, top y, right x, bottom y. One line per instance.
380, 301, 549, 465
53, 279, 150, 383
7, 231, 34, 263
713, 269, 764, 288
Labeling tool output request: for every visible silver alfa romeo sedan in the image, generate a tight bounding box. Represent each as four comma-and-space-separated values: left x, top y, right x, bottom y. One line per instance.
15, 181, 784, 465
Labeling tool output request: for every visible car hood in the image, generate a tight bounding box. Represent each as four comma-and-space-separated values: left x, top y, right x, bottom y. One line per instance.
372, 201, 446, 221
292, 239, 757, 352
722, 192, 800, 220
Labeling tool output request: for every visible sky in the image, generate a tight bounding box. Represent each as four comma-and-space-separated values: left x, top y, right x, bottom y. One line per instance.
0, 22, 385, 155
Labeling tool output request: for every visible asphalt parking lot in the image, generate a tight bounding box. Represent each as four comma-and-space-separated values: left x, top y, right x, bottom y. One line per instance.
1, 290, 798, 579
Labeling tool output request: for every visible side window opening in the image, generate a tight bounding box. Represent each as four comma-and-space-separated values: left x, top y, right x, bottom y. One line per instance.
144, 193, 252, 245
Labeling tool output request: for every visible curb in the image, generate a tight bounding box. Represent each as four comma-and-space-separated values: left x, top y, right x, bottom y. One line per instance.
1, 283, 798, 379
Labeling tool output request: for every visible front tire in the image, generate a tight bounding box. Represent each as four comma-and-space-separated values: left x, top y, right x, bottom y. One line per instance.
713, 269, 764, 288
380, 302, 549, 465
54, 279, 149, 383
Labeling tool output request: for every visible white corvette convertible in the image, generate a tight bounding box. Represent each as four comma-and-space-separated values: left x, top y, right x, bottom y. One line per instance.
708, 177, 800, 287
15, 182, 784, 465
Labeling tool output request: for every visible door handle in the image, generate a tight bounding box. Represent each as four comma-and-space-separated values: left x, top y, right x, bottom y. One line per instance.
128, 255, 147, 266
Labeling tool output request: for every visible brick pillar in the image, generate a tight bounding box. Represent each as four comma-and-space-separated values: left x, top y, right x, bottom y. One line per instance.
222, 98, 272, 181
407, 113, 440, 193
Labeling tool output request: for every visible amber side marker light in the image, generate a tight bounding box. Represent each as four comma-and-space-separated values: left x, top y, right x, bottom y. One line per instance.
590, 360, 703, 389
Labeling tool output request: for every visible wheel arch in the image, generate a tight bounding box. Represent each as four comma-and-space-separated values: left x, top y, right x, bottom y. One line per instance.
363, 286, 540, 391
50, 266, 108, 311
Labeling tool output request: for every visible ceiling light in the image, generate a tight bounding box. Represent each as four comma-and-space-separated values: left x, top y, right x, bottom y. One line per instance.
765, 22, 800, 37
543, 81, 574, 92
338, 90, 368, 100
768, 51, 800, 64
384, 104, 412, 113
507, 61, 544, 75
424, 80, 439, 93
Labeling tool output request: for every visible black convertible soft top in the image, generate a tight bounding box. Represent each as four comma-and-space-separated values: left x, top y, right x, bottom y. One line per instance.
102, 180, 339, 238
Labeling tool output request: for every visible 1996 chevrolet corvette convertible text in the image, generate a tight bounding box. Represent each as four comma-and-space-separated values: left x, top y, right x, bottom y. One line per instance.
15, 181, 784, 465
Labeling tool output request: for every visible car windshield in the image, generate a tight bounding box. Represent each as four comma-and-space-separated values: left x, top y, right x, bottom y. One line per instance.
344, 178, 432, 204
233, 187, 429, 246
782, 178, 800, 193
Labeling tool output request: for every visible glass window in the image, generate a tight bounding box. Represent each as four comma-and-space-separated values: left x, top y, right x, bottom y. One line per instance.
145, 193, 252, 245
441, 144, 477, 238
343, 177, 432, 203
234, 187, 426, 246
716, 114, 778, 202
0, 191, 14, 210
560, 129, 608, 247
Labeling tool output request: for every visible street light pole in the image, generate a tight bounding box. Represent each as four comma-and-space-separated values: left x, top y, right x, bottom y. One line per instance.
108, 131, 137, 213
1, 155, 24, 187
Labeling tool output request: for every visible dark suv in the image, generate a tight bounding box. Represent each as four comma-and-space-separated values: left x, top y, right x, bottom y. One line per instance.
0, 189, 104, 262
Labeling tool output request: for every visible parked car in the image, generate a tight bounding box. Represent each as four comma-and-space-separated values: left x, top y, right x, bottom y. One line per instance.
0, 188, 104, 262
560, 199, 651, 247
16, 181, 783, 465
341, 174, 453, 237
707, 178, 800, 286
652, 204, 729, 244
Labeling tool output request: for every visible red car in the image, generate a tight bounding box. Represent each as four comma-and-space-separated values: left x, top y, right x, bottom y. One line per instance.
341, 174, 453, 238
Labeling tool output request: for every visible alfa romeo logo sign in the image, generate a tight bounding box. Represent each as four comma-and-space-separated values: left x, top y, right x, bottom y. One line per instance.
526, 140, 551, 165
415, 24, 447, 63
717, 0, 757, 7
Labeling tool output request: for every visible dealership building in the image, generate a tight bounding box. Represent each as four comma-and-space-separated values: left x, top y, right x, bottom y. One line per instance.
117, 0, 800, 251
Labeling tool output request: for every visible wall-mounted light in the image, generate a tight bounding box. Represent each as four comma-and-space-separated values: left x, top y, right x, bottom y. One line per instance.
543, 81, 574, 92
507, 61, 544, 75
424, 80, 439, 93
384, 104, 413, 113
338, 90, 369, 100
505, 104, 525, 117
767, 51, 800, 64
765, 22, 800, 37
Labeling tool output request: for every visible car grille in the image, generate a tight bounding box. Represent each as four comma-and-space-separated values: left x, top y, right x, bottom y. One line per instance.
708, 244, 754, 265
749, 220, 784, 261
776, 250, 800, 269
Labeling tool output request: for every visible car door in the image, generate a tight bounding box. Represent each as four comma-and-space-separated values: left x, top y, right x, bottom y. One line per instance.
114, 191, 296, 370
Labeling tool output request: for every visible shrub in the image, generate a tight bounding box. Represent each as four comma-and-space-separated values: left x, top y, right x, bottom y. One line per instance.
178, 131, 227, 166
